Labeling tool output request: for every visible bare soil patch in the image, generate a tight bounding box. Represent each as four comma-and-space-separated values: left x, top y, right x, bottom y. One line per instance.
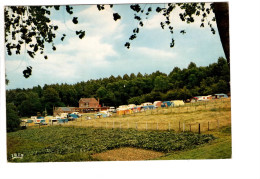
92, 147, 165, 161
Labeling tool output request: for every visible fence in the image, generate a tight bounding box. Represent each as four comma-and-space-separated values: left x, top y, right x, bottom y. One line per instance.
62, 116, 231, 133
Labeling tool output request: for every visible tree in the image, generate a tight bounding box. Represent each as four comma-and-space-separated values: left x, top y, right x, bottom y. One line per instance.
19, 92, 42, 117
6, 103, 20, 132
188, 62, 197, 69
5, 2, 229, 79
153, 75, 171, 93
42, 87, 64, 114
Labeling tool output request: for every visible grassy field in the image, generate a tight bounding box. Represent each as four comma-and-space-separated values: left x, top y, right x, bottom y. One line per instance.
7, 127, 217, 162
66, 98, 231, 133
156, 126, 231, 160
8, 98, 231, 162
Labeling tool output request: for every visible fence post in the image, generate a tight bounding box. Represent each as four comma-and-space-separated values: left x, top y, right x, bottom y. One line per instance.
179, 121, 181, 131
208, 121, 210, 131
198, 123, 201, 134
183, 122, 185, 132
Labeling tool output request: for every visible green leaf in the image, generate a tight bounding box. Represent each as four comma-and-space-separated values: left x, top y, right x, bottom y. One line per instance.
113, 13, 121, 21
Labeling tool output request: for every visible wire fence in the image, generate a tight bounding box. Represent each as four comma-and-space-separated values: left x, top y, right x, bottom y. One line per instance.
62, 117, 230, 133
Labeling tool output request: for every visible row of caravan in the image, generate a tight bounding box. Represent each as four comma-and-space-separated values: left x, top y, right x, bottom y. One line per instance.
115, 100, 185, 115
22, 113, 81, 126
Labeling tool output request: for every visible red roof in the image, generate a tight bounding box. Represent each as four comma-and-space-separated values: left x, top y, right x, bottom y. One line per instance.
79, 98, 98, 103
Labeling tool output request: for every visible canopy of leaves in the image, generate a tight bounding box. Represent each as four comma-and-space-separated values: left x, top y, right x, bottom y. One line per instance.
5, 5, 86, 78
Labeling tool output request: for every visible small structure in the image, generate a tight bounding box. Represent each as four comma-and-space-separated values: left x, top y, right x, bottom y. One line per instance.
214, 93, 228, 99
53, 107, 75, 116
191, 96, 200, 102
107, 107, 116, 113
117, 105, 128, 111
68, 113, 79, 120
197, 95, 212, 101
161, 101, 173, 107
141, 105, 155, 110
127, 104, 136, 110
141, 102, 153, 106
132, 106, 142, 113
117, 109, 133, 115
171, 100, 185, 106
153, 101, 162, 108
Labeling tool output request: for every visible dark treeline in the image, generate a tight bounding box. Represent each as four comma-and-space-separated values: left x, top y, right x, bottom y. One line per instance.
6, 57, 230, 117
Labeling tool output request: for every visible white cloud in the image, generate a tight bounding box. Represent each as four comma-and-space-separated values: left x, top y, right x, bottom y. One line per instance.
135, 46, 176, 59
76, 5, 124, 37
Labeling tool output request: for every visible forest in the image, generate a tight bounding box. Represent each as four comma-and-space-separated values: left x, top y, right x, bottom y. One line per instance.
6, 57, 230, 119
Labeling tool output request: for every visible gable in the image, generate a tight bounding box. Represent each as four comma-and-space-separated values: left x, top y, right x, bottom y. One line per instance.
79, 98, 98, 103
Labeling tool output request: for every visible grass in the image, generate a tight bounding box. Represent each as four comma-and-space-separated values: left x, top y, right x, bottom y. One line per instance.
157, 127, 231, 160
7, 126, 216, 162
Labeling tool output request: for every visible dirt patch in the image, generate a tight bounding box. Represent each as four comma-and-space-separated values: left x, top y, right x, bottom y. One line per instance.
92, 147, 165, 161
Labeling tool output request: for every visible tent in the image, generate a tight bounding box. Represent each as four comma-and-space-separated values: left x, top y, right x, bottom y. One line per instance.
68, 113, 78, 120
214, 93, 228, 99
161, 101, 173, 107
171, 100, 185, 106
153, 101, 162, 108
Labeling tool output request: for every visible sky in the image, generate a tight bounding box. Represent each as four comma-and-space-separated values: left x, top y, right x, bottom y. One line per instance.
5, 3, 226, 90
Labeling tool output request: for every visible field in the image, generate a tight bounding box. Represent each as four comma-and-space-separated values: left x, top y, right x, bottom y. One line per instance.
7, 98, 231, 162
66, 98, 231, 132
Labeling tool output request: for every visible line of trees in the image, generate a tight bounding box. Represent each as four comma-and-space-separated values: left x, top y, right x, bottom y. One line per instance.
6, 57, 230, 120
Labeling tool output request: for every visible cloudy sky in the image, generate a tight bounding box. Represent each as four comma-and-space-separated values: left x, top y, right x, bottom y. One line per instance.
5, 3, 226, 89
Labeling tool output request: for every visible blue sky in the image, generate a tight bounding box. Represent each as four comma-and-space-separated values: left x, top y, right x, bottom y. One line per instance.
5, 3, 226, 89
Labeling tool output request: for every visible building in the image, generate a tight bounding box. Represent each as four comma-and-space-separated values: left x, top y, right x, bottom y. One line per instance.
53, 98, 108, 115
79, 98, 100, 108
78, 97, 109, 113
